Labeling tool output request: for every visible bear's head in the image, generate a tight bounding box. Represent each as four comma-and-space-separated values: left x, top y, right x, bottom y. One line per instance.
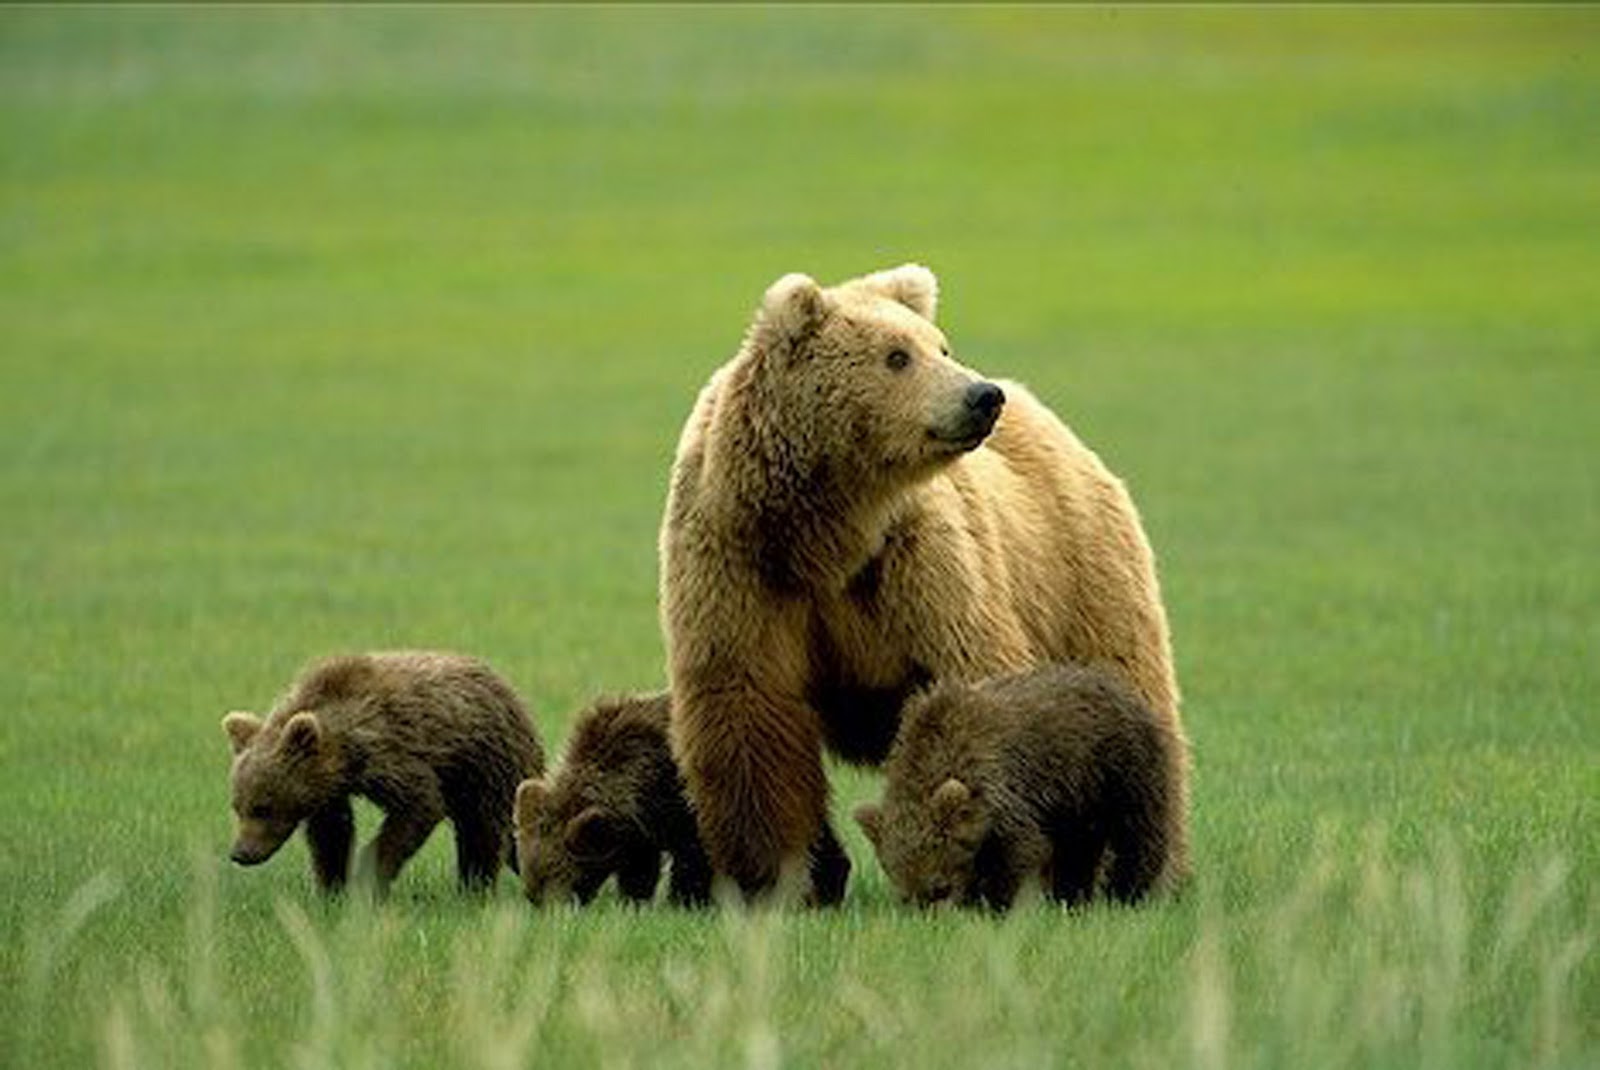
222, 709, 344, 866
747, 264, 1006, 498
855, 775, 991, 908
513, 777, 630, 905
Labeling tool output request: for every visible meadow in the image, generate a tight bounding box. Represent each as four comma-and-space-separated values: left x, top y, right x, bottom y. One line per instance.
2, 7, 1596, 1068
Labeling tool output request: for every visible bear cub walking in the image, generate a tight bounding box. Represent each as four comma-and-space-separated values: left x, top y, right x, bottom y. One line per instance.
855, 662, 1187, 911
515, 692, 851, 907
223, 651, 544, 895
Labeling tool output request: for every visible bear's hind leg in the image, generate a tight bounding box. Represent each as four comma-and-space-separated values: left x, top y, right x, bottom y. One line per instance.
1104, 806, 1171, 905
452, 813, 506, 893
356, 785, 445, 895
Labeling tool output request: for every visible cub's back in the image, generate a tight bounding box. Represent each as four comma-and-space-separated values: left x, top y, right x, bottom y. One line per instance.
895, 662, 1170, 785
280, 652, 533, 740
983, 662, 1172, 786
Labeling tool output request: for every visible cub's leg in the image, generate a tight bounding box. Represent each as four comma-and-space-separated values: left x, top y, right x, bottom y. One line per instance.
356, 780, 446, 895
306, 800, 355, 893
616, 847, 665, 903
666, 837, 714, 907
804, 819, 852, 907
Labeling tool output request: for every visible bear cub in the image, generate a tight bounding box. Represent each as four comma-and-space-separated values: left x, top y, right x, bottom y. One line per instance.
514, 692, 709, 907
223, 651, 544, 895
515, 692, 851, 907
855, 662, 1186, 911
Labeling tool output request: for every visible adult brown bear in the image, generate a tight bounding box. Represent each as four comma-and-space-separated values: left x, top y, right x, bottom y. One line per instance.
658, 264, 1184, 898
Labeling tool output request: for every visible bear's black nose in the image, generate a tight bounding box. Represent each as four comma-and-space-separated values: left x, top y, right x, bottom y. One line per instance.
965, 381, 1005, 419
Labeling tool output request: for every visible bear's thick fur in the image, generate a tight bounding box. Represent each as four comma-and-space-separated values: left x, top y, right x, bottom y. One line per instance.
222, 651, 544, 894
514, 692, 712, 907
855, 662, 1186, 911
659, 264, 1184, 895
514, 692, 850, 907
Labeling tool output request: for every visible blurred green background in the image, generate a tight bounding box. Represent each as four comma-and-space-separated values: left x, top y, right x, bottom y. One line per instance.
2, 7, 1596, 1067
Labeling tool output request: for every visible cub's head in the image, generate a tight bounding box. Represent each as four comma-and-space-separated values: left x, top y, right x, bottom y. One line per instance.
221, 709, 342, 866
748, 264, 1005, 492
855, 776, 991, 908
513, 778, 628, 905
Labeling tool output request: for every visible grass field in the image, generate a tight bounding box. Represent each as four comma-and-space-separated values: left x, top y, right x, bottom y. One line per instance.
3, 7, 1597, 1068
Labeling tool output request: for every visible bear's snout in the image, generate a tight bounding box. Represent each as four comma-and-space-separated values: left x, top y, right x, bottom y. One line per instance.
930, 380, 1005, 450
964, 381, 1005, 421
230, 842, 266, 866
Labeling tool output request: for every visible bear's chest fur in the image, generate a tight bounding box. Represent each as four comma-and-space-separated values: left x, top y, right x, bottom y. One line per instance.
803, 541, 932, 766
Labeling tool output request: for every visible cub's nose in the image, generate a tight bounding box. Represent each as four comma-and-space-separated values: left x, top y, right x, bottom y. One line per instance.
964, 381, 1005, 419
230, 844, 258, 866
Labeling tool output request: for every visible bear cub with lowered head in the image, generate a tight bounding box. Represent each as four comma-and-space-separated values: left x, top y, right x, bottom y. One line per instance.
514, 693, 850, 907
855, 661, 1185, 911
223, 651, 544, 895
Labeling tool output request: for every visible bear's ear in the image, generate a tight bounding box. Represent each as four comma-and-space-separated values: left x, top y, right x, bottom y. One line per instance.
931, 777, 971, 810
514, 779, 547, 830
222, 712, 263, 754
853, 803, 885, 849
757, 272, 828, 350
932, 778, 987, 847
853, 263, 938, 321
280, 711, 323, 760
564, 806, 621, 860
930, 777, 972, 816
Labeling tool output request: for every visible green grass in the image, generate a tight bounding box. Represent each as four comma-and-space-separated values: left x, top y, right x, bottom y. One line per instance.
3, 7, 1597, 1068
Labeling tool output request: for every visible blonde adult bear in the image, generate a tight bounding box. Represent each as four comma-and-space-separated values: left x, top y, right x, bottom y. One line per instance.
659, 264, 1185, 898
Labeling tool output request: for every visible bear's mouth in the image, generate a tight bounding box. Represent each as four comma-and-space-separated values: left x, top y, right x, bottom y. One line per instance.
927, 420, 996, 454
928, 397, 1002, 453
230, 843, 272, 866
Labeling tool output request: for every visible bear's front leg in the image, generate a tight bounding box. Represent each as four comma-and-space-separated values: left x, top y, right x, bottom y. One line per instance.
676, 685, 827, 900
615, 846, 664, 903
666, 840, 713, 908
306, 800, 355, 893
972, 825, 1050, 913
803, 819, 851, 907
1049, 824, 1110, 907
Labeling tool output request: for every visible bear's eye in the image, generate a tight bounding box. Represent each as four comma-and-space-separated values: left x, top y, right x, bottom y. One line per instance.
941, 344, 950, 357
885, 349, 911, 372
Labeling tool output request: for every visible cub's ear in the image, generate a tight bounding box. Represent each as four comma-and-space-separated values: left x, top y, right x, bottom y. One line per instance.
280, 711, 323, 759
931, 777, 972, 815
853, 803, 885, 849
222, 712, 263, 754
932, 778, 987, 847
514, 779, 547, 830
564, 806, 621, 859
854, 263, 938, 321
757, 272, 828, 349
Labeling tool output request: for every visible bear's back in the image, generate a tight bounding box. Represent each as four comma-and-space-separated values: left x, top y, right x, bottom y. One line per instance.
548, 692, 688, 842
561, 692, 673, 778
897, 662, 1169, 798
279, 652, 536, 758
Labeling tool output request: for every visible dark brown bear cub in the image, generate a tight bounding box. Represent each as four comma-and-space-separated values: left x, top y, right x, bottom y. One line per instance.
223, 651, 544, 895
854, 662, 1186, 911
515, 692, 851, 907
